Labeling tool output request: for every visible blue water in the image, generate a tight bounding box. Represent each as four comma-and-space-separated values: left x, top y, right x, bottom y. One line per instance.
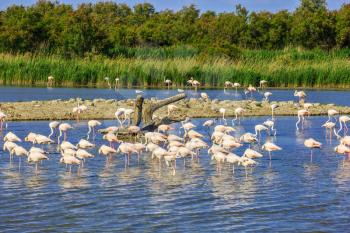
1, 116, 349, 232
1, 86, 350, 106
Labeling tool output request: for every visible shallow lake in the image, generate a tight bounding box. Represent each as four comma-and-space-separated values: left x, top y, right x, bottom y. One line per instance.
1, 86, 350, 106
1, 116, 349, 232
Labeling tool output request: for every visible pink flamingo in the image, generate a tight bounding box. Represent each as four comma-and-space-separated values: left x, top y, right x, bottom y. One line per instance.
47, 75, 54, 87
233, 107, 245, 124
103, 133, 121, 148
296, 109, 309, 130
304, 138, 322, 162
87, 120, 101, 140
48, 121, 60, 140
0, 111, 7, 131
247, 85, 257, 99
233, 82, 240, 93
259, 80, 268, 89
58, 123, 73, 143
262, 142, 282, 160
224, 81, 233, 91
294, 90, 307, 102
28, 152, 49, 174
98, 145, 117, 162
117, 142, 138, 166
60, 153, 81, 173
164, 79, 172, 89
115, 77, 120, 89
327, 109, 339, 123
338, 115, 350, 136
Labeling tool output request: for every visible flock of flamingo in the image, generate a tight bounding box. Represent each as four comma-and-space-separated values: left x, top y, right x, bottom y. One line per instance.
0, 76, 349, 177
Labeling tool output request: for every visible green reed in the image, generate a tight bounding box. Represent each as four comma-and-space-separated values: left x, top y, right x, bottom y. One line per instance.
0, 48, 349, 88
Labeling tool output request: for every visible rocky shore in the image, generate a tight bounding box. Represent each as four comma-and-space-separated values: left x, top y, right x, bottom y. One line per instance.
0, 98, 348, 121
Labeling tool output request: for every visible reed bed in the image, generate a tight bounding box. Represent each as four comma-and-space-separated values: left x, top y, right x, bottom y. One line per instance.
0, 49, 349, 88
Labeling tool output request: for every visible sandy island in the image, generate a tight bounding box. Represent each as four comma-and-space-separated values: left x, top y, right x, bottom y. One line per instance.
0, 97, 347, 121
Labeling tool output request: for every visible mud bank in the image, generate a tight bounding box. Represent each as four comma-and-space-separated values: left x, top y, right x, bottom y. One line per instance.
0, 98, 347, 121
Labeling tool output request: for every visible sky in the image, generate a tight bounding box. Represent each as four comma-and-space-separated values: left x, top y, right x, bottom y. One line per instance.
0, 0, 348, 12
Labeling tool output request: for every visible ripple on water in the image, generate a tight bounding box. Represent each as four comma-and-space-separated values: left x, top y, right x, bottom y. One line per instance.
2, 87, 350, 107
1, 117, 350, 231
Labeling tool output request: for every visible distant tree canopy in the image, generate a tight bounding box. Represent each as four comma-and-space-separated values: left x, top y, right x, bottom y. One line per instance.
0, 0, 349, 58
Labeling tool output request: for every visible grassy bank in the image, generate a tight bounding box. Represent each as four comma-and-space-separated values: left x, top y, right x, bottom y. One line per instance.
0, 49, 349, 88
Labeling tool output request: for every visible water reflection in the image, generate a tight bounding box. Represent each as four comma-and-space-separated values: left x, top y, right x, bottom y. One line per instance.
262, 166, 278, 185
1, 116, 350, 232
2, 87, 350, 107
303, 163, 320, 179
58, 172, 90, 189
117, 166, 142, 186
209, 172, 257, 207
333, 158, 350, 188
25, 175, 48, 190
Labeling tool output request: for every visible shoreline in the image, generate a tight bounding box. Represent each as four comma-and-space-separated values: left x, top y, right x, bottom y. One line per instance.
0, 98, 347, 122
2, 84, 350, 91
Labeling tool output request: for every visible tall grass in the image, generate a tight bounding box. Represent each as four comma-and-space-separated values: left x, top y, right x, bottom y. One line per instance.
0, 49, 349, 88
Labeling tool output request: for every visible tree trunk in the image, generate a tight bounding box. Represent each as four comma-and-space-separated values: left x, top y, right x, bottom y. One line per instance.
133, 95, 144, 126
133, 93, 186, 130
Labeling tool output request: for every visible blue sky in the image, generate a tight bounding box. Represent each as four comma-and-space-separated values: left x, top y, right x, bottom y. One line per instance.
0, 0, 348, 12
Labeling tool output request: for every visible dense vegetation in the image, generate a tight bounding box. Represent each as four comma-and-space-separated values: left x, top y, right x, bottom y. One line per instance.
1, 49, 349, 88
1, 0, 350, 56
0, 0, 349, 87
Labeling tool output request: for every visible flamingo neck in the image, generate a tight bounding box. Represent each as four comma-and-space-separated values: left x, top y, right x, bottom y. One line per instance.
48, 127, 54, 139
338, 121, 343, 135
334, 128, 341, 139
296, 115, 301, 130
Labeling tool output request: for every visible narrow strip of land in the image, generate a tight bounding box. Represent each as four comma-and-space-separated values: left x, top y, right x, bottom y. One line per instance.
0, 98, 347, 121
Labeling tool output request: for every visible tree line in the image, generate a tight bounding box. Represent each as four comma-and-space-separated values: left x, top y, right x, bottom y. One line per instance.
0, 0, 349, 58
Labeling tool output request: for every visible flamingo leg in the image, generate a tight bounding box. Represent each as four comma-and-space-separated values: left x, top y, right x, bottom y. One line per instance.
87, 126, 91, 140
58, 130, 62, 144
301, 117, 304, 130
48, 127, 54, 140
296, 117, 299, 130
311, 149, 314, 162
345, 123, 348, 135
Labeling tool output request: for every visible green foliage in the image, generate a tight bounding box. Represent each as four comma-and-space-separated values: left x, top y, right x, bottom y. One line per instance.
0, 0, 349, 88
0, 0, 349, 57
0, 49, 349, 88
336, 4, 350, 48
292, 0, 336, 49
